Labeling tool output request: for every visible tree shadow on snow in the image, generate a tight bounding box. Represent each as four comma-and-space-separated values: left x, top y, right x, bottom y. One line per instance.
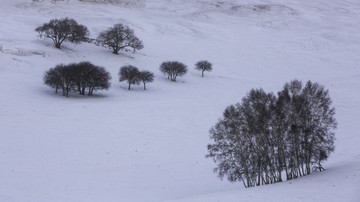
40, 88, 110, 99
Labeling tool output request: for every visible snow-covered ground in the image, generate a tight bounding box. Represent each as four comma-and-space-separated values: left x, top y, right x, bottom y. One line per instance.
0, 0, 359, 201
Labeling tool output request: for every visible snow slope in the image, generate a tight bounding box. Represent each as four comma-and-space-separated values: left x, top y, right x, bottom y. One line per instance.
0, 0, 359, 201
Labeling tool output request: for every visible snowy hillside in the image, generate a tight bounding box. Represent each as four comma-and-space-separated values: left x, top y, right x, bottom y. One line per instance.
0, 0, 359, 201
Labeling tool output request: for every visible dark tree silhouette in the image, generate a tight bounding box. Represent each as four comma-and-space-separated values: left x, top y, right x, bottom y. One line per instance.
97, 23, 143, 54
87, 66, 111, 96
159, 61, 187, 82
69, 62, 111, 96
299, 80, 336, 175
138, 70, 154, 90
207, 89, 276, 187
69, 62, 91, 95
57, 64, 74, 97
206, 80, 336, 187
44, 62, 111, 97
119, 65, 140, 90
43, 65, 64, 94
35, 18, 89, 49
195, 60, 212, 77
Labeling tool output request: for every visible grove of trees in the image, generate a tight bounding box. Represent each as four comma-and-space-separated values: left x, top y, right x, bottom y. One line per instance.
159, 61, 187, 82
44, 61, 111, 97
35, 15, 337, 191
97, 23, 144, 54
206, 80, 337, 188
35, 18, 89, 49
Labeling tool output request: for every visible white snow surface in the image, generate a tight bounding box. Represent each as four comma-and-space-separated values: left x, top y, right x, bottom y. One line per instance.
0, 0, 360, 201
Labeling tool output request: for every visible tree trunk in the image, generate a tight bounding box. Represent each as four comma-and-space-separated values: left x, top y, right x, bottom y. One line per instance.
143, 82, 146, 90
202, 70, 204, 77
318, 160, 323, 172
128, 83, 131, 90
113, 47, 120, 54
81, 87, 86, 95
77, 84, 82, 95
55, 42, 61, 49
298, 166, 302, 177
287, 171, 292, 180
257, 165, 261, 186
301, 164, 305, 176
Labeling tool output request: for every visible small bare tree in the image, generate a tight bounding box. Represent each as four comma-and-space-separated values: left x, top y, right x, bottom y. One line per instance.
138, 71, 154, 90
97, 23, 143, 54
195, 60, 212, 77
119, 65, 140, 90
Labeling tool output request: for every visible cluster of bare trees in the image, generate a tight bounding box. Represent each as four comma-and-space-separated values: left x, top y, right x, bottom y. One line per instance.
44, 60, 213, 96
36, 18, 143, 54
44, 62, 111, 97
159, 61, 187, 82
38, 19, 214, 95
119, 65, 154, 90
207, 80, 337, 187
159, 60, 212, 82
117, 60, 213, 90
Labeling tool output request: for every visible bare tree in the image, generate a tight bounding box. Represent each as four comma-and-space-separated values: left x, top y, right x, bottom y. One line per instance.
299, 80, 336, 175
87, 66, 112, 96
138, 71, 154, 90
97, 23, 143, 54
119, 65, 140, 90
195, 60, 212, 77
43, 65, 64, 94
35, 18, 89, 49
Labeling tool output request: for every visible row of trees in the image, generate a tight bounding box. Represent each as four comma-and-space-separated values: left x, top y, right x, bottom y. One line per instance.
44, 60, 213, 96
119, 65, 154, 90
119, 60, 212, 89
43, 62, 154, 96
159, 60, 212, 82
35, 18, 143, 54
206, 80, 337, 187
44, 62, 111, 97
